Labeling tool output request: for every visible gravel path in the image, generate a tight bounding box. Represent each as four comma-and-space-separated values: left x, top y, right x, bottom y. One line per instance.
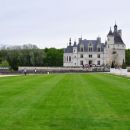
0, 75, 19, 77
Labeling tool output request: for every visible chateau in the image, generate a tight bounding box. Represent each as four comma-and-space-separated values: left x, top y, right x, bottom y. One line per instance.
63, 24, 126, 67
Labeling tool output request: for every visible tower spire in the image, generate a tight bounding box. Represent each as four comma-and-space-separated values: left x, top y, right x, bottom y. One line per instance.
114, 21, 118, 32
107, 26, 113, 36
69, 38, 71, 46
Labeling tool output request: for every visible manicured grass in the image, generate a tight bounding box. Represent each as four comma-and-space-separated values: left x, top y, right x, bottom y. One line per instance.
0, 73, 130, 130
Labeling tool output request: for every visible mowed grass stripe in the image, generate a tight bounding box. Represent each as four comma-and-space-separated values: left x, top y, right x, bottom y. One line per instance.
0, 73, 130, 130
0, 75, 56, 106
0, 74, 65, 129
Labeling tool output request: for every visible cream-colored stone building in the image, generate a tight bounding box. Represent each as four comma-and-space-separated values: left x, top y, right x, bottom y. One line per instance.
63, 24, 126, 67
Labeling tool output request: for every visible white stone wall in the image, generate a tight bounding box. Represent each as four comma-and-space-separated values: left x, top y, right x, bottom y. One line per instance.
64, 52, 105, 67
63, 53, 73, 67
107, 36, 114, 45
110, 68, 128, 76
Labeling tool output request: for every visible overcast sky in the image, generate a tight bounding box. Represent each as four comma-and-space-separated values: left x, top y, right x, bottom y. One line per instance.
0, 0, 130, 48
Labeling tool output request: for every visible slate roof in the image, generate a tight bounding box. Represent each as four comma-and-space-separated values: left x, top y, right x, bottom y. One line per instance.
113, 32, 124, 44
108, 30, 113, 36
107, 25, 124, 44
64, 46, 73, 53
64, 39, 105, 53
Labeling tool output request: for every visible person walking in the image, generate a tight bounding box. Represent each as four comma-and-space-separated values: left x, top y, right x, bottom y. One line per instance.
24, 69, 27, 76
34, 68, 37, 74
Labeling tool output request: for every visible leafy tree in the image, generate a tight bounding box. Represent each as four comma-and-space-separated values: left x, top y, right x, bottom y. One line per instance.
0, 60, 9, 67
6, 50, 19, 70
126, 49, 130, 66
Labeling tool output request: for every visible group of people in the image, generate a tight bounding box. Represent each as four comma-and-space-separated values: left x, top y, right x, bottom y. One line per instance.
23, 68, 37, 76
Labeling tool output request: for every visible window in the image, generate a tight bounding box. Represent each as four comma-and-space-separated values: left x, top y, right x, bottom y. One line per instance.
80, 54, 83, 58
97, 61, 100, 65
97, 48, 101, 52
89, 47, 93, 52
88, 42, 93, 52
80, 44, 84, 52
112, 51, 116, 54
89, 55, 92, 58
97, 54, 100, 58
89, 60, 92, 65
80, 47, 84, 52
69, 56, 71, 62
80, 61, 83, 65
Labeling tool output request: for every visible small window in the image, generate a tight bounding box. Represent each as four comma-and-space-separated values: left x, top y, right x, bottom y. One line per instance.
80, 54, 83, 58
69, 56, 71, 62
80, 61, 83, 65
89, 55, 92, 58
112, 51, 116, 54
97, 48, 101, 52
80, 47, 84, 52
97, 54, 100, 58
97, 61, 100, 65
89, 47, 93, 52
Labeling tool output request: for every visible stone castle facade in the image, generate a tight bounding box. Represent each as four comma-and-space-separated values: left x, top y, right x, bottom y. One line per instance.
63, 24, 126, 67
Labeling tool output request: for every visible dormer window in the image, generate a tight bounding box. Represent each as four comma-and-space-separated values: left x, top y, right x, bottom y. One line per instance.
89, 47, 93, 52
81, 47, 84, 52
88, 42, 93, 52
80, 44, 84, 52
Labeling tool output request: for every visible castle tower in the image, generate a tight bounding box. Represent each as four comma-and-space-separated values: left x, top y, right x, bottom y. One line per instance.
105, 24, 126, 67
107, 27, 114, 45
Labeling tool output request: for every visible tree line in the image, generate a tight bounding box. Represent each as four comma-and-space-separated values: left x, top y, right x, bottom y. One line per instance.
0, 44, 63, 70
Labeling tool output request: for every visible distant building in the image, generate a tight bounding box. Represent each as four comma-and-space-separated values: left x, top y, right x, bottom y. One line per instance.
63, 24, 126, 67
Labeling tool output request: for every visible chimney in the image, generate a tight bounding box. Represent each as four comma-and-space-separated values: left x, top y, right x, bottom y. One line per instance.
97, 37, 101, 43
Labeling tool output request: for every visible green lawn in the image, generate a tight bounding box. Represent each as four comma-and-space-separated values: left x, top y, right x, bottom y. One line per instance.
0, 73, 130, 130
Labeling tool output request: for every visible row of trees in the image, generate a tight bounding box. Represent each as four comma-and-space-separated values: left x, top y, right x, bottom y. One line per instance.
0, 45, 63, 70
